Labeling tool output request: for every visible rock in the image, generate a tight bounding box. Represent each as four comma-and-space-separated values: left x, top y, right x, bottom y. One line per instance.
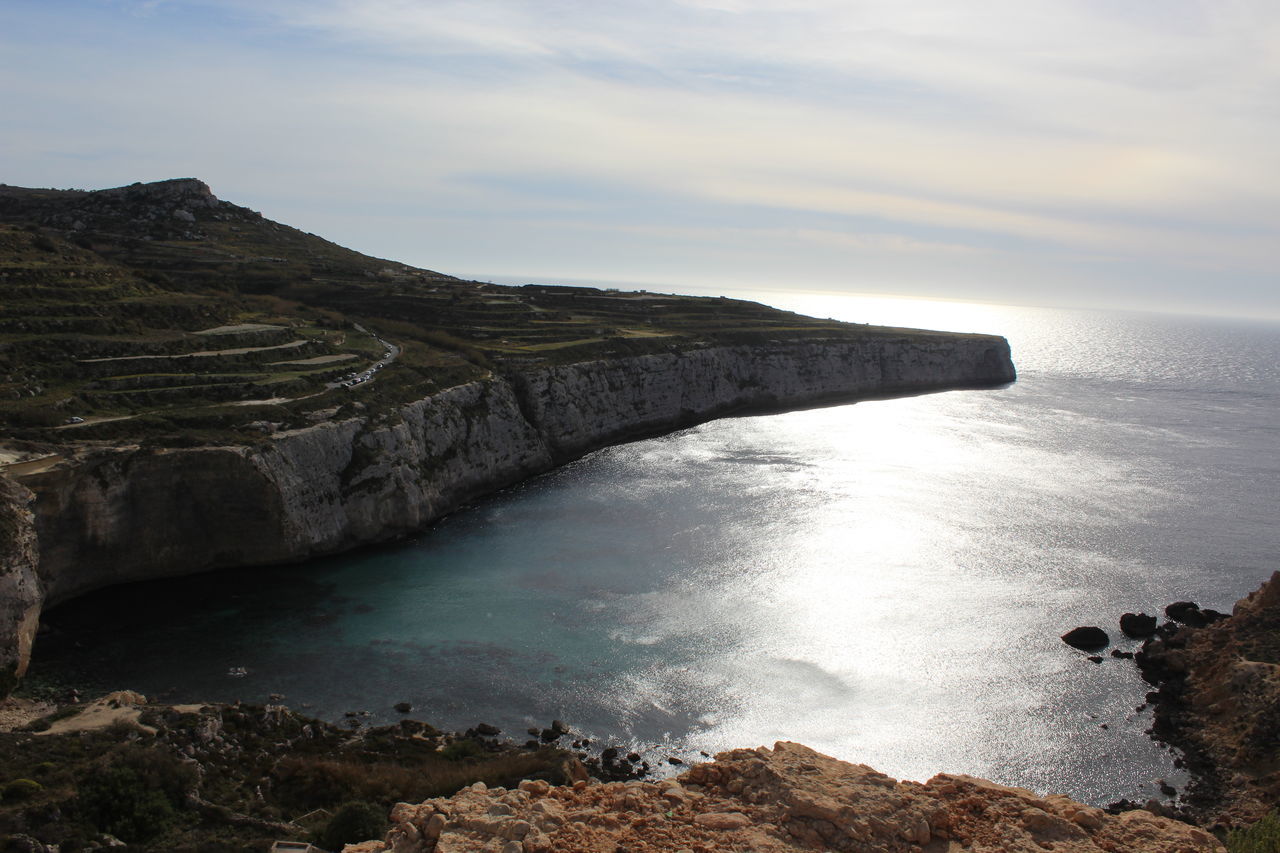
517, 778, 550, 796
1062, 626, 1110, 650
393, 702, 412, 713
667, 756, 684, 765
626, 752, 641, 763
1120, 612, 1158, 637
475, 722, 501, 736
550, 719, 568, 734
355, 741, 1222, 853
692, 811, 751, 830
1087, 655, 1104, 663
0, 476, 42, 696
1165, 601, 1209, 627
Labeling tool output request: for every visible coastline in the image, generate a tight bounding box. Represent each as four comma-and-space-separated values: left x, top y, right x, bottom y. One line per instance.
2, 571, 1274, 851
1, 333, 1014, 688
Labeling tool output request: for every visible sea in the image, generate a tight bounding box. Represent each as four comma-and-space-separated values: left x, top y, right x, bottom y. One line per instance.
31, 291, 1280, 807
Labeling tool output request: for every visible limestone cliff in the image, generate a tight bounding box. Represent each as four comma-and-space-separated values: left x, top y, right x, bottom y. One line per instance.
0, 475, 40, 695
344, 741, 1223, 853
4, 333, 1013, 678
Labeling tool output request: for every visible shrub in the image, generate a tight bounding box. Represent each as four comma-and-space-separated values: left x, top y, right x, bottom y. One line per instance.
78, 765, 177, 842
76, 746, 197, 843
440, 739, 483, 761
1228, 811, 1280, 853
1, 779, 43, 802
315, 801, 386, 852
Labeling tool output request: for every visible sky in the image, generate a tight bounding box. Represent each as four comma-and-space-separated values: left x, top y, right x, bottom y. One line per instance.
3, 0, 1279, 317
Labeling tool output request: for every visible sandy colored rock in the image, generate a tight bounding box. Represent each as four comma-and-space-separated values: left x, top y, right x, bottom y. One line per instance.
355, 742, 1223, 853
36, 690, 152, 736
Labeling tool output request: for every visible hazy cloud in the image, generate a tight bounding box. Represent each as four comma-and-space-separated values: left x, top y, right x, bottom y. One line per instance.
2, 0, 1278, 315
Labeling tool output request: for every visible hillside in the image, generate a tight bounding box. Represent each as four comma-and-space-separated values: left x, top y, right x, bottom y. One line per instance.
0, 178, 968, 450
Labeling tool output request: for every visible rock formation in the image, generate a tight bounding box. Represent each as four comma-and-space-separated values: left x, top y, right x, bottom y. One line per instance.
1138, 571, 1280, 831
0, 475, 40, 695
344, 741, 1223, 853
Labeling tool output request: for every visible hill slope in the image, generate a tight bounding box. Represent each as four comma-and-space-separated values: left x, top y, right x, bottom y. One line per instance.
0, 179, 1015, 690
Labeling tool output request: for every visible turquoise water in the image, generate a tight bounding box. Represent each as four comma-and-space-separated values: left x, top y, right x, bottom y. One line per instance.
35, 294, 1280, 806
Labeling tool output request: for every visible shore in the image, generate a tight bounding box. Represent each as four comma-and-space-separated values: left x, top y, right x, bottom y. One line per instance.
1, 573, 1274, 852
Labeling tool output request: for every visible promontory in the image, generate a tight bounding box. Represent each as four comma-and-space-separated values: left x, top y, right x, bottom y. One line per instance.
0, 178, 1014, 689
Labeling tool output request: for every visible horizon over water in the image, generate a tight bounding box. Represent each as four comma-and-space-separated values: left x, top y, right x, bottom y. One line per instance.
34, 291, 1280, 807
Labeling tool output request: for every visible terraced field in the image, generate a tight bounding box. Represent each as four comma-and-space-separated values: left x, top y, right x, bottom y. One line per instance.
0, 178, 954, 450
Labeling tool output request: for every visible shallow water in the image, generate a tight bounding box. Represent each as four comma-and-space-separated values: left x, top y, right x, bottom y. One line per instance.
35, 294, 1280, 806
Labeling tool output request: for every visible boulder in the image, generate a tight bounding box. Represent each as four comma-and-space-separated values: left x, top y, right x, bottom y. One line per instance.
1165, 601, 1209, 627
1062, 626, 1110, 650
1120, 612, 1158, 637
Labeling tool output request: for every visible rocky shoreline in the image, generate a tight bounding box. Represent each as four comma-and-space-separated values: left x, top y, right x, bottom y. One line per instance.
1134, 572, 1280, 833
3, 572, 1277, 852
328, 574, 1280, 853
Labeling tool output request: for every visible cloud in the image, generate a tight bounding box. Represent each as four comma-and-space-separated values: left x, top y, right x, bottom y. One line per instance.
3, 0, 1279, 313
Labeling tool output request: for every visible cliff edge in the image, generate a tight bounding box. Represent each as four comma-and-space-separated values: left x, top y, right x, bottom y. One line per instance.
345, 741, 1223, 853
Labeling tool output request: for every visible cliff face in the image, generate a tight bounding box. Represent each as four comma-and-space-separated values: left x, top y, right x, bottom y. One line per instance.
5, 334, 1012, 673
0, 476, 40, 694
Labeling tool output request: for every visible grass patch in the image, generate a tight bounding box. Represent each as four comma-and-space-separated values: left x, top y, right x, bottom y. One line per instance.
1228, 812, 1280, 853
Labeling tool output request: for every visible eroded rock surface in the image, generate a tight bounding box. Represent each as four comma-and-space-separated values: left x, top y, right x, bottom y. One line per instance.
346, 742, 1222, 853
0, 475, 41, 693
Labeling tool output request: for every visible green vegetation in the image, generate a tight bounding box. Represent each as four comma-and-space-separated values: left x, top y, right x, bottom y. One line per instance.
0, 700, 571, 852
1228, 812, 1280, 853
0, 779, 41, 803
77, 747, 195, 843
0, 178, 965, 448
315, 801, 387, 851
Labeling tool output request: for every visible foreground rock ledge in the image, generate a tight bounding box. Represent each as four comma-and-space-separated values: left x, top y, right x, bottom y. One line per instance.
346, 741, 1222, 853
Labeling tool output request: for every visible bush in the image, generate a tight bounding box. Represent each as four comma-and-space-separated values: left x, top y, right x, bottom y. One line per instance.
315, 801, 386, 852
78, 765, 177, 842
1, 779, 43, 802
440, 739, 483, 761
76, 746, 197, 843
1228, 811, 1280, 853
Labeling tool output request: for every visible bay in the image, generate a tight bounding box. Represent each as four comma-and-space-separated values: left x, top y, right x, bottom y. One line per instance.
34, 293, 1280, 806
